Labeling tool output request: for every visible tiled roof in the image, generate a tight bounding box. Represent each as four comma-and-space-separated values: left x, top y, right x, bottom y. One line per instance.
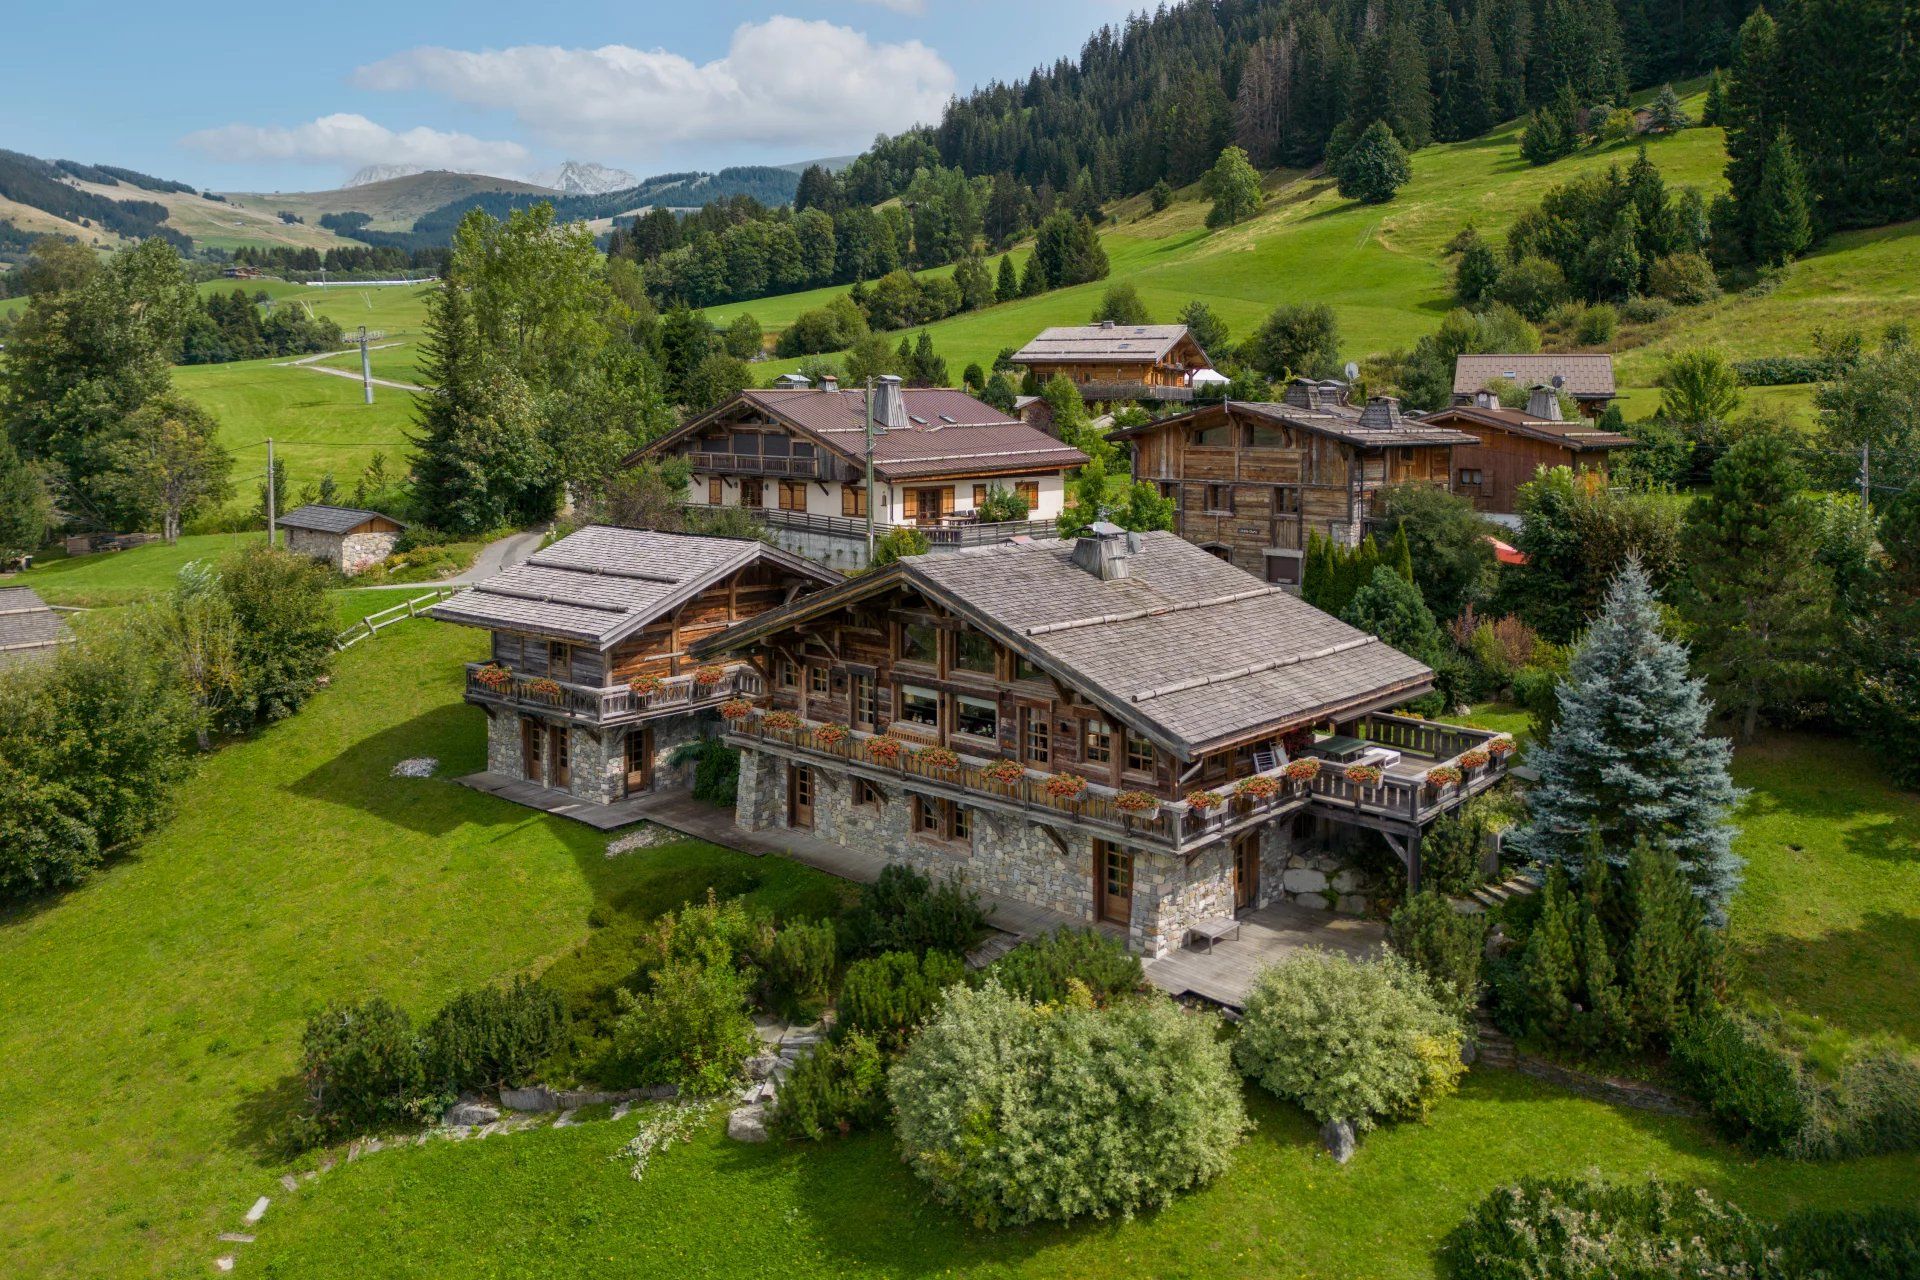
1453, 353, 1616, 398
1428, 403, 1635, 450
1010, 325, 1197, 364
276, 504, 404, 535
0, 586, 74, 669
428, 526, 837, 647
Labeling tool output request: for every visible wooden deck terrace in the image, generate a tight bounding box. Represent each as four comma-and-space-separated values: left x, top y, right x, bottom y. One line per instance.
1143, 900, 1388, 1011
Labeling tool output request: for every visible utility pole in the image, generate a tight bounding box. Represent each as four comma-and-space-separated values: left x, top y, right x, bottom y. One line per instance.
1861, 441, 1872, 510
864, 378, 877, 563
358, 325, 374, 405
265, 437, 277, 546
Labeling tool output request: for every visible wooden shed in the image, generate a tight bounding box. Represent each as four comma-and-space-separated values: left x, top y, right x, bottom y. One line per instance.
277, 505, 405, 577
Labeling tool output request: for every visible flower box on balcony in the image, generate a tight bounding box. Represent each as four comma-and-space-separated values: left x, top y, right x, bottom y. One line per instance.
1114, 789, 1159, 815
983, 758, 1026, 786
1487, 737, 1516, 758
916, 746, 961, 771
1344, 763, 1384, 787
1424, 764, 1463, 793
719, 698, 754, 721
761, 710, 801, 732
866, 737, 904, 765
1185, 788, 1224, 811
1283, 757, 1322, 783
475, 664, 512, 690
526, 677, 564, 698
1044, 772, 1087, 800
1457, 748, 1491, 771
692, 665, 727, 687
628, 675, 664, 697
1236, 775, 1282, 803
813, 723, 850, 748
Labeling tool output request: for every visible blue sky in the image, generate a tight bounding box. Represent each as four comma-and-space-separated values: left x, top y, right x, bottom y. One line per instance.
3, 2, 1137, 193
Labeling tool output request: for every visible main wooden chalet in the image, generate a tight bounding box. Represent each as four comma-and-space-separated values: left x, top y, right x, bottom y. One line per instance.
694, 526, 1508, 957
1112, 381, 1478, 584
1008, 322, 1214, 402
626, 376, 1085, 569
1423, 385, 1636, 515
429, 526, 838, 813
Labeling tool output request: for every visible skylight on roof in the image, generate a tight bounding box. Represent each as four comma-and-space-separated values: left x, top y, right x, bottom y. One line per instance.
909, 414, 928, 425
938, 413, 956, 423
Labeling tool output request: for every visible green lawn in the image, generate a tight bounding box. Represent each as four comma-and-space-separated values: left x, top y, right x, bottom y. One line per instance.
0, 618, 846, 1280
13, 532, 264, 606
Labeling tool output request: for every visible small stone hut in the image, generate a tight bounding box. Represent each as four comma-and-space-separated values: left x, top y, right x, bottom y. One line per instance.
278, 505, 405, 576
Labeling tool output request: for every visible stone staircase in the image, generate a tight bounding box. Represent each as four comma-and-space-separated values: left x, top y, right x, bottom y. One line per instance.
1450, 871, 1541, 915
1473, 1018, 1518, 1069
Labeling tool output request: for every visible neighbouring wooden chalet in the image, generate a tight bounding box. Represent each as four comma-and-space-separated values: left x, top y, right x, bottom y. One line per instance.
627, 376, 1086, 568
693, 526, 1509, 957
1111, 381, 1478, 584
1423, 385, 1637, 515
429, 526, 838, 813
0, 586, 74, 671
1008, 322, 1215, 402
1452, 353, 1616, 418
278, 504, 405, 577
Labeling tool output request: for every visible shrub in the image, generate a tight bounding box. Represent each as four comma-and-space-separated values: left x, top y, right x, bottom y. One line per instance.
1670, 1008, 1808, 1152
1419, 805, 1492, 896
1619, 294, 1676, 325
637, 890, 771, 976
839, 863, 987, 958
890, 981, 1248, 1227
1388, 892, 1486, 1020
765, 918, 836, 1019
1773, 1205, 1920, 1276
1234, 950, 1465, 1130
300, 998, 437, 1135
988, 927, 1143, 1006
1490, 255, 1568, 321
1648, 252, 1721, 305
1798, 1048, 1920, 1160
837, 949, 966, 1050
421, 977, 567, 1093
1440, 1175, 1772, 1278
608, 959, 756, 1095
769, 1031, 889, 1140
669, 737, 740, 806
218, 543, 336, 730
1574, 301, 1618, 345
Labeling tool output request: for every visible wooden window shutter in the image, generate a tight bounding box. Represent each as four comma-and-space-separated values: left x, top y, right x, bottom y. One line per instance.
941, 487, 955, 515
973, 484, 987, 508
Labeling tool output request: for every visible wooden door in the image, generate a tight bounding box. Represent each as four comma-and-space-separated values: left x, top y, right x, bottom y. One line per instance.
549, 725, 571, 791
1234, 832, 1260, 911
1094, 841, 1132, 927
625, 726, 653, 796
788, 764, 814, 829
520, 717, 544, 785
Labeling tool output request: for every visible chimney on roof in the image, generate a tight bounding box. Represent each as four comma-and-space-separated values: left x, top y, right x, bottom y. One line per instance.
1070, 520, 1134, 581
1318, 378, 1351, 407
1282, 377, 1321, 411
873, 374, 908, 430
1359, 395, 1404, 431
819, 373, 839, 392
1474, 389, 1498, 409
1526, 384, 1564, 421
1099, 319, 1115, 329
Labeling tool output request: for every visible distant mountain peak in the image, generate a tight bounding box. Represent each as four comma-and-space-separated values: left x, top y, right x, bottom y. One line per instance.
346, 163, 429, 188
537, 160, 637, 196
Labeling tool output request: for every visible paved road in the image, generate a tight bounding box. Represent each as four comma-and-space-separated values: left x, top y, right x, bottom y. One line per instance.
356, 527, 547, 591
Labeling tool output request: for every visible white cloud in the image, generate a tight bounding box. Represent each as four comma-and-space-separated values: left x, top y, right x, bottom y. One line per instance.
182, 112, 530, 174
353, 17, 956, 157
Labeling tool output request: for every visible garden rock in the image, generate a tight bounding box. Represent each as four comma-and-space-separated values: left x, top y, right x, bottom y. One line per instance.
1320, 1119, 1356, 1164
1331, 869, 1366, 894
389, 757, 437, 778
727, 1104, 770, 1143
745, 1053, 780, 1081
1282, 867, 1329, 894
443, 1101, 499, 1127
1460, 1038, 1478, 1066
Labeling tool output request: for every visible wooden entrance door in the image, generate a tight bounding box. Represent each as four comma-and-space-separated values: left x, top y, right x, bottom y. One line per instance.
1094, 841, 1133, 927
624, 726, 653, 796
1234, 832, 1261, 911
549, 725, 571, 791
520, 717, 545, 785
788, 764, 814, 829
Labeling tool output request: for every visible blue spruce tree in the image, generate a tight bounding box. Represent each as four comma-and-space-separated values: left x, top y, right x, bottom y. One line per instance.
1511, 559, 1744, 921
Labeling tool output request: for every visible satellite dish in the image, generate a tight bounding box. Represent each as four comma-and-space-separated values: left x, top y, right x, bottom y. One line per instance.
1551, 374, 1566, 389
1343, 361, 1360, 381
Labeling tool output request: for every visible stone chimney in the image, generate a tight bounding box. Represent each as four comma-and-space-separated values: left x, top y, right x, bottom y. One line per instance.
1282, 377, 1321, 411
1358, 395, 1404, 431
819, 374, 839, 392
1099, 319, 1116, 329
1474, 388, 1498, 409
873, 374, 908, 430
1070, 521, 1134, 581
1526, 384, 1563, 421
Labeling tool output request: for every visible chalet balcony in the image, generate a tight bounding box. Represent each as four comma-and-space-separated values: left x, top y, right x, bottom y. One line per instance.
463, 662, 765, 726
698, 505, 1059, 549
686, 450, 829, 480
1073, 381, 1195, 403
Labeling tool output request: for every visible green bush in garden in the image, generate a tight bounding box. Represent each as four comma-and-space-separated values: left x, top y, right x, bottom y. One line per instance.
1670, 1008, 1808, 1152
987, 927, 1142, 1005
299, 998, 437, 1137
769, 1031, 889, 1141
838, 864, 986, 958
837, 949, 966, 1050
1388, 891, 1486, 1020
608, 959, 756, 1095
421, 977, 567, 1093
765, 918, 836, 1018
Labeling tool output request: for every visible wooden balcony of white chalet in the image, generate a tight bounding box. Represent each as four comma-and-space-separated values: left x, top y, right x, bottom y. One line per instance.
465, 661, 764, 727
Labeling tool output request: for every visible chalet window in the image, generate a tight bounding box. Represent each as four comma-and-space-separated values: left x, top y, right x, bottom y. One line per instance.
954, 632, 996, 675
1458, 468, 1484, 486
1275, 486, 1301, 514
1084, 718, 1114, 765
1157, 480, 1177, 501
1190, 423, 1230, 447
842, 485, 868, 518
778, 480, 807, 511
731, 432, 761, 456
1015, 481, 1039, 511
899, 621, 938, 665
708, 476, 723, 505
953, 695, 998, 742
1244, 423, 1288, 449
952, 805, 972, 843
761, 434, 791, 458
778, 658, 798, 689
1014, 655, 1045, 683
1204, 484, 1234, 514
973, 484, 989, 509
899, 685, 940, 729
852, 676, 877, 730
855, 777, 883, 808
1265, 553, 1303, 586
912, 796, 971, 846
1125, 731, 1156, 774
740, 478, 764, 507
792, 440, 814, 460
547, 642, 572, 681
808, 665, 830, 696
1021, 706, 1051, 764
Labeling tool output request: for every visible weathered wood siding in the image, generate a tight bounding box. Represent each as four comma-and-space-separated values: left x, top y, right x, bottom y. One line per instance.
1444, 424, 1607, 514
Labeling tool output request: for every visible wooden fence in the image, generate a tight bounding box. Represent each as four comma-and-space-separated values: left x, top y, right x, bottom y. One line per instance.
333, 588, 457, 651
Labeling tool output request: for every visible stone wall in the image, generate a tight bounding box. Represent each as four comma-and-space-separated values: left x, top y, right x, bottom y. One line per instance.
483, 707, 716, 803
1131, 844, 1235, 957
283, 527, 398, 576
484, 707, 522, 777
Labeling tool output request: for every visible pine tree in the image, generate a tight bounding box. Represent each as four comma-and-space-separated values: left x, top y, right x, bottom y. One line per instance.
1620, 841, 1716, 1046
1335, 120, 1413, 204
1719, 9, 1782, 262
1388, 525, 1416, 584
1701, 68, 1728, 126
1575, 908, 1628, 1050
1647, 84, 1690, 133
1748, 129, 1814, 266
995, 254, 1019, 304
1682, 423, 1834, 741
1520, 868, 1580, 1038
1511, 559, 1744, 921
1177, 300, 1231, 360
1019, 252, 1049, 297
1454, 236, 1503, 305
1344, 565, 1443, 664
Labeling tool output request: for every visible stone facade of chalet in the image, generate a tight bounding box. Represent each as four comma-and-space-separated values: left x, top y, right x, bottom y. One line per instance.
277, 505, 404, 577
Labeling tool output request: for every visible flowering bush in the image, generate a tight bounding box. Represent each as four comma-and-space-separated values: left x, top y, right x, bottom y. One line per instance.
628, 674, 664, 696
474, 664, 512, 689
813, 722, 850, 747
718, 698, 753, 721
1113, 789, 1159, 814
1236, 775, 1282, 801
526, 677, 564, 697
1424, 765, 1463, 789
692, 665, 727, 687
1185, 789, 1224, 810
761, 710, 801, 731
1457, 748, 1490, 770
866, 737, 904, 764
1344, 764, 1383, 786
984, 758, 1026, 784
1283, 757, 1323, 782
916, 746, 961, 770
1044, 772, 1087, 800
1486, 737, 1516, 758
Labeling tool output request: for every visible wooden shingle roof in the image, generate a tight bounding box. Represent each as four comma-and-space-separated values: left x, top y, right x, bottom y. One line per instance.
1453, 353, 1615, 399
1426, 403, 1635, 450
276, 504, 404, 535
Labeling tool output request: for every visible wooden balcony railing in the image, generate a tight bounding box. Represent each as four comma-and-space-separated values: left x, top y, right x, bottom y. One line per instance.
464, 662, 764, 723
685, 504, 1058, 550
1073, 382, 1196, 403
686, 450, 828, 479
